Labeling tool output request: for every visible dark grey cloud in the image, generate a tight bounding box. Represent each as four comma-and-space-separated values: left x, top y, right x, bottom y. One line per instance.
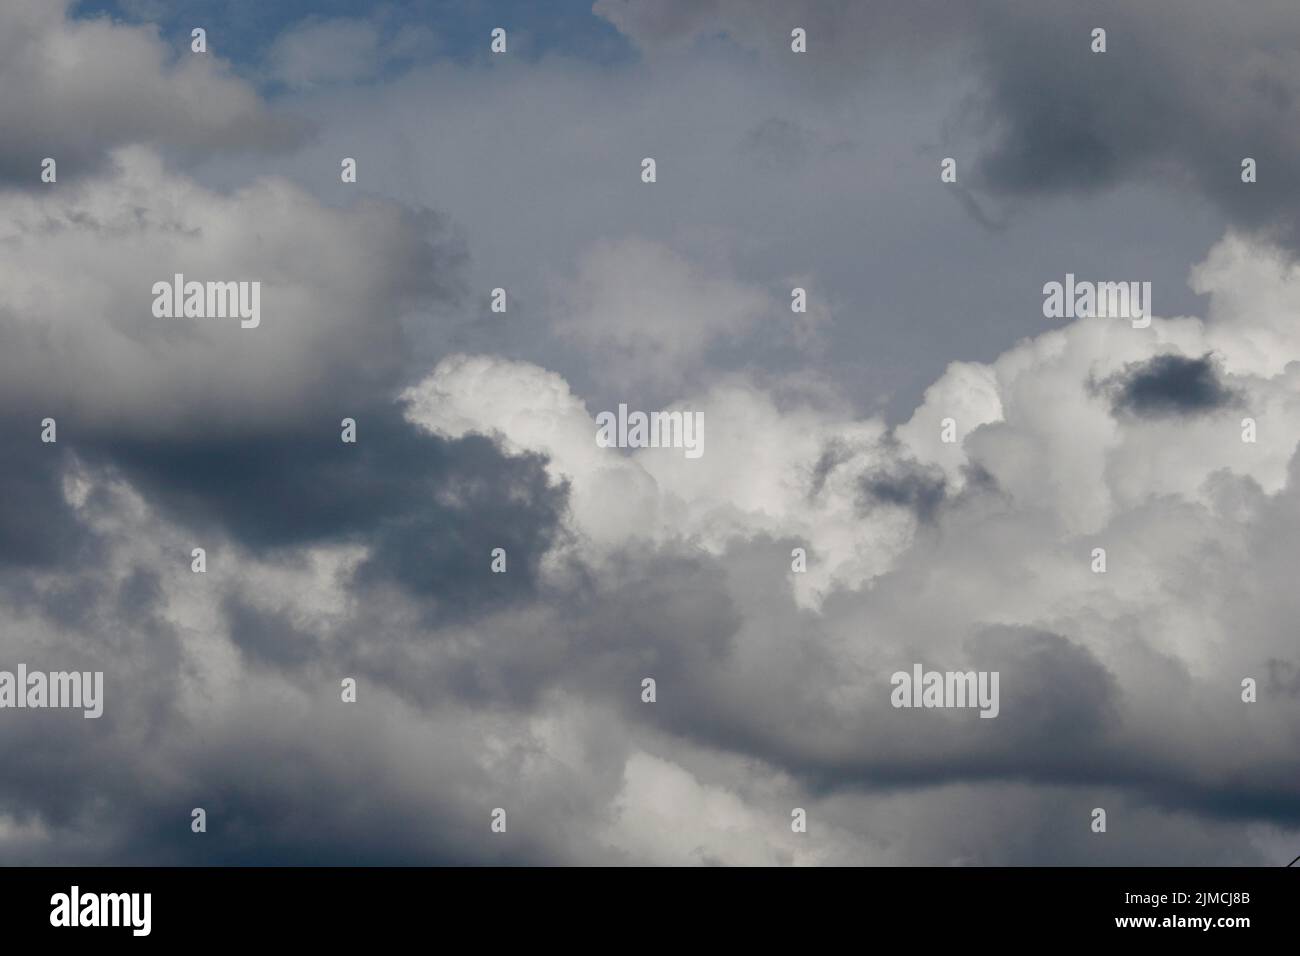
327, 540, 739, 719
224, 597, 321, 672
963, 0, 1300, 248
858, 461, 948, 522
962, 625, 1120, 761
1104, 353, 1238, 418
0, 694, 560, 865
0, 553, 187, 854
0, 419, 575, 865
598, 0, 1300, 250
808, 441, 853, 499
0, 422, 94, 569
76, 405, 569, 619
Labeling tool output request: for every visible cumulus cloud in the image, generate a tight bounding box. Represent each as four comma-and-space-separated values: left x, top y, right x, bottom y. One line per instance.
386, 231, 1300, 862
401, 353, 918, 608
4, 230, 1300, 864
0, 146, 460, 435
0, 0, 306, 183
3, 1, 1299, 868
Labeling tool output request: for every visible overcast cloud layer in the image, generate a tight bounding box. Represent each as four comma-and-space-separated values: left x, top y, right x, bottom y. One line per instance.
0, 0, 1298, 865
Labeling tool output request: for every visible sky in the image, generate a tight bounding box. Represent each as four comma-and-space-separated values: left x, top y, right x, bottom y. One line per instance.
0, 0, 1298, 865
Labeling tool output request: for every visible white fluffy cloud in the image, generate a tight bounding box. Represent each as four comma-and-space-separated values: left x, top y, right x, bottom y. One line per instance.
402, 353, 914, 607
405, 233, 1300, 619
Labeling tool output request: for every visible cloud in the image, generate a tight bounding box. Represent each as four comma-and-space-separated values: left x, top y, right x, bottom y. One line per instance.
858, 460, 948, 522
594, 0, 1300, 249
402, 353, 921, 609
267, 17, 384, 88
383, 232, 1300, 858
6, 223, 1300, 861
265, 16, 438, 90
592, 0, 968, 62
0, 0, 306, 184
1105, 353, 1239, 418
3, 2, 1300, 867
550, 237, 776, 392
601, 751, 810, 866
961, 1, 1300, 248
0, 432, 92, 569
0, 146, 462, 435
